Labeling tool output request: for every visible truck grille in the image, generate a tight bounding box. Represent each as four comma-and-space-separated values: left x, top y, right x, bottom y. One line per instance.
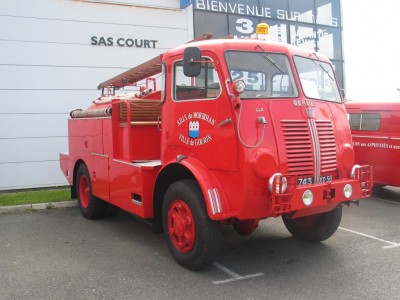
315, 120, 337, 173
281, 120, 337, 177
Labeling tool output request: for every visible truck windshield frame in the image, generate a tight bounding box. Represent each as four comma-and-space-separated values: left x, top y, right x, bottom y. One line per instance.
224, 50, 298, 99
294, 56, 342, 103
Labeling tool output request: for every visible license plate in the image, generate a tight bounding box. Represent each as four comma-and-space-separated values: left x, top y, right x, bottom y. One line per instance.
297, 174, 333, 185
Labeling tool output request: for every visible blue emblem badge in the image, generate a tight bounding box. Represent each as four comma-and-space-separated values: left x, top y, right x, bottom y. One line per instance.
189, 121, 199, 138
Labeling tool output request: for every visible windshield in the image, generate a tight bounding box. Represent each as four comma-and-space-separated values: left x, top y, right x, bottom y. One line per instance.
294, 56, 341, 103
225, 50, 298, 99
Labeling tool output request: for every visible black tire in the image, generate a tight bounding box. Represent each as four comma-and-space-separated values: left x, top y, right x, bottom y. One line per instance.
282, 205, 342, 243
162, 180, 221, 270
75, 164, 106, 219
233, 219, 259, 236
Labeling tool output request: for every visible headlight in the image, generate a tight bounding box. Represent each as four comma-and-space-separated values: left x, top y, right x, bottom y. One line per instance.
343, 184, 353, 199
268, 173, 288, 194
302, 190, 314, 206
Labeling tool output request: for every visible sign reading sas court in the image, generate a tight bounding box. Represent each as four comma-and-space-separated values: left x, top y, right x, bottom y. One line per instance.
91, 36, 158, 48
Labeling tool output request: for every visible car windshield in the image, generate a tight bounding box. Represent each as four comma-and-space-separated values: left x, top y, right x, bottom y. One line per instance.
294, 56, 341, 103
225, 50, 298, 99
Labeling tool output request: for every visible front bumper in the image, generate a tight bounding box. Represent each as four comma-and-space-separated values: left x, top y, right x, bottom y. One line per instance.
271, 165, 373, 217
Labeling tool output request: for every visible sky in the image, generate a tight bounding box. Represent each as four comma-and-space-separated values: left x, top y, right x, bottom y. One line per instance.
342, 0, 400, 101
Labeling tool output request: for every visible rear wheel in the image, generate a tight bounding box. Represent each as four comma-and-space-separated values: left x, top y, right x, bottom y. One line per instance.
282, 205, 342, 242
75, 164, 106, 219
162, 180, 221, 270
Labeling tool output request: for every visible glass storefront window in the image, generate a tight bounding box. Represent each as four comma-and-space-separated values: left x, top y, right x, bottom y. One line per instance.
290, 23, 317, 52
316, 0, 341, 27
288, 0, 315, 24
193, 0, 344, 87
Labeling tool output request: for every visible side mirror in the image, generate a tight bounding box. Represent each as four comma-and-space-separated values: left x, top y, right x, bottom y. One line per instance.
183, 47, 201, 77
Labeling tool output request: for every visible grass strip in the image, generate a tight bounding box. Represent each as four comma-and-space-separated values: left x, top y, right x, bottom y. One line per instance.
0, 188, 72, 207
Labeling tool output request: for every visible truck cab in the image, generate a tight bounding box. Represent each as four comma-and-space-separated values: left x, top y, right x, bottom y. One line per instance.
60, 26, 372, 270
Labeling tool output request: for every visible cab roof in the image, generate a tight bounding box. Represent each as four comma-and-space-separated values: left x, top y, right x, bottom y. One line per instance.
165, 37, 325, 61
98, 35, 330, 89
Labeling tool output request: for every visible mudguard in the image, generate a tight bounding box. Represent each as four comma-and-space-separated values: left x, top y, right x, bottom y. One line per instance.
177, 156, 236, 220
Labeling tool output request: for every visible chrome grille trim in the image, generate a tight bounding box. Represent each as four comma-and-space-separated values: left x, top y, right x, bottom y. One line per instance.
308, 119, 321, 183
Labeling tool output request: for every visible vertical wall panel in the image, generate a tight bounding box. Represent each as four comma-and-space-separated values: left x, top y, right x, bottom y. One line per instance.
0, 0, 191, 190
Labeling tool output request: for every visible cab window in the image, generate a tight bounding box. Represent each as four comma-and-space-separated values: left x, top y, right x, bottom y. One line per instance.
173, 58, 221, 101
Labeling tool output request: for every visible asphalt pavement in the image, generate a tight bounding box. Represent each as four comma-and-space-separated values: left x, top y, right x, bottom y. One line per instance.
0, 187, 399, 299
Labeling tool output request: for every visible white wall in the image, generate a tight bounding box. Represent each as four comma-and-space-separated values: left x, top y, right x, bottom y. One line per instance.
342, 0, 400, 101
0, 0, 192, 190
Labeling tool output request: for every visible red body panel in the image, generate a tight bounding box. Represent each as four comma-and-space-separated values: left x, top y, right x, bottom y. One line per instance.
346, 101, 400, 187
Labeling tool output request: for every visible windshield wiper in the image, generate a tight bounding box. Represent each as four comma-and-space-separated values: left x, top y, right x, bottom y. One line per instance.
308, 52, 335, 82
256, 45, 284, 74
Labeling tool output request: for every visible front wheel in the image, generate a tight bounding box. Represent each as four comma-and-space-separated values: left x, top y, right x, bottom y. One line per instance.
282, 205, 342, 242
162, 180, 221, 270
233, 219, 259, 236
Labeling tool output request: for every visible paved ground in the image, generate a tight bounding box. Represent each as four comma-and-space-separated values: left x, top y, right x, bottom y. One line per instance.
0, 187, 399, 299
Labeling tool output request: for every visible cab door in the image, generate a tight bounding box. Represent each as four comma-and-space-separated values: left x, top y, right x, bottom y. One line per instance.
165, 53, 237, 171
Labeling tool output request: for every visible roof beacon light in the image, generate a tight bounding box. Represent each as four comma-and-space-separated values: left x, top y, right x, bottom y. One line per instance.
256, 23, 270, 41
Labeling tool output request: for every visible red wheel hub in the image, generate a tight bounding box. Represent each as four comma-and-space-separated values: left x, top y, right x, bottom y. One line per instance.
78, 175, 90, 208
167, 200, 196, 253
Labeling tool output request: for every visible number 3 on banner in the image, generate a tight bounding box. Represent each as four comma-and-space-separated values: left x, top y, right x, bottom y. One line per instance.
236, 18, 254, 34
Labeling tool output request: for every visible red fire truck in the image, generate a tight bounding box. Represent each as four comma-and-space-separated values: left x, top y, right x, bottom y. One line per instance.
346, 100, 400, 188
60, 25, 372, 270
